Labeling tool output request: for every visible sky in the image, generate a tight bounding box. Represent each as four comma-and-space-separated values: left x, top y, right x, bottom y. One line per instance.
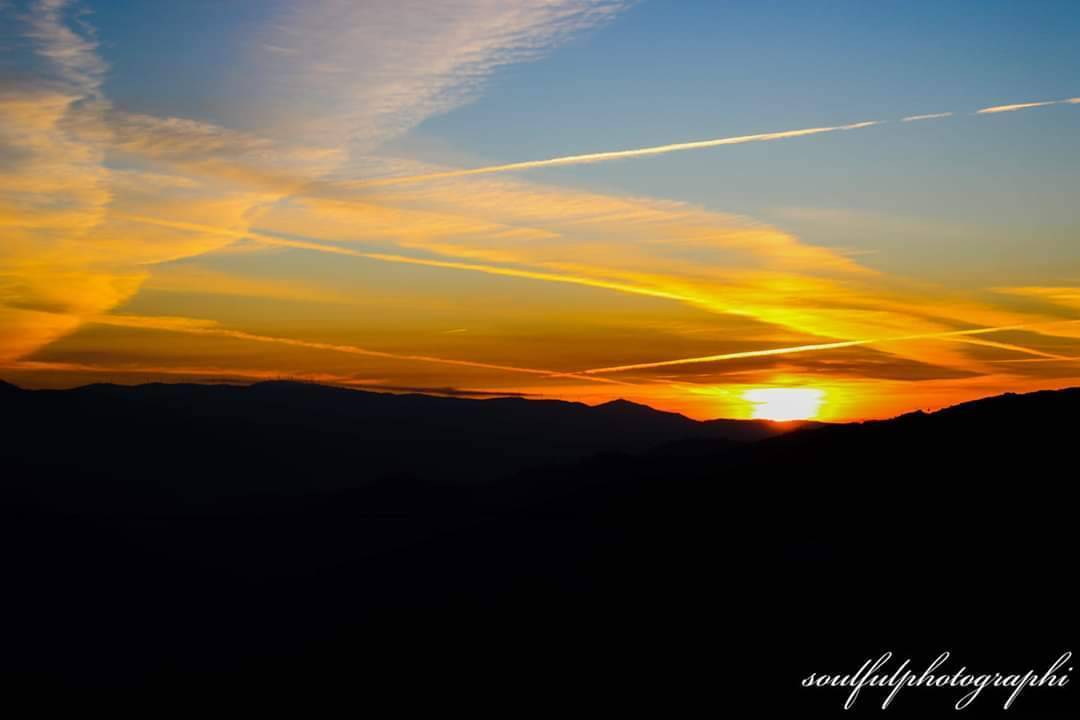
1, 0, 1079, 421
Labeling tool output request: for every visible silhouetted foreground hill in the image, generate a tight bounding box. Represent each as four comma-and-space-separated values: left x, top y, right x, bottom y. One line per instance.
1, 381, 1075, 714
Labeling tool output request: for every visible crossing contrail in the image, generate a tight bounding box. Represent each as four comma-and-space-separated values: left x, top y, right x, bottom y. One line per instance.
577, 321, 1080, 375
117, 214, 1080, 382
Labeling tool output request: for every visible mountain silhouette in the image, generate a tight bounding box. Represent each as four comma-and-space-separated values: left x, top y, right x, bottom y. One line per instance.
0, 379, 1074, 713
0, 379, 800, 501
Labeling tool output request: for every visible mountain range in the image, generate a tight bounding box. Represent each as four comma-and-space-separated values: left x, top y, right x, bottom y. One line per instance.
1, 379, 1075, 713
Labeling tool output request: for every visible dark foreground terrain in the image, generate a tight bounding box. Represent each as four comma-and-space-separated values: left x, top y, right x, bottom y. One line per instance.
1, 380, 1075, 714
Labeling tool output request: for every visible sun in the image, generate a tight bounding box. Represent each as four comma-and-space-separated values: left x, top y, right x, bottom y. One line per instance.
743, 387, 825, 421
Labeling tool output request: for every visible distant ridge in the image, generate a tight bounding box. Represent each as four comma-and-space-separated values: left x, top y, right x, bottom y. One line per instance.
0, 377, 790, 433
3, 376, 1076, 423
0, 378, 796, 497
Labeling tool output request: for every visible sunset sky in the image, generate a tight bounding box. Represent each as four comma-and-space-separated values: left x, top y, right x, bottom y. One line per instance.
2, 0, 1079, 420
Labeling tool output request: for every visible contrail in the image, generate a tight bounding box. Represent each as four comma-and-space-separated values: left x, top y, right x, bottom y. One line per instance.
118, 214, 691, 306
976, 97, 1079, 114
945, 336, 1068, 360
349, 121, 881, 188
102, 95, 1078, 203
88, 313, 634, 386
340, 95, 1077, 188
578, 321, 1080, 375
903, 112, 953, 122
991, 356, 1080, 363
118, 214, 1080, 380
0, 359, 374, 385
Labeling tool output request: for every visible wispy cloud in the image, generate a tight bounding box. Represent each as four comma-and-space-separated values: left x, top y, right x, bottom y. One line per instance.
2, 1, 630, 363
0, 0, 115, 360
249, 0, 627, 151
994, 286, 1080, 312
140, 265, 354, 305
23, 0, 107, 97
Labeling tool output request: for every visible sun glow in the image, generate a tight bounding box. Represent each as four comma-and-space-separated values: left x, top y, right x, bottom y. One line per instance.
743, 387, 825, 421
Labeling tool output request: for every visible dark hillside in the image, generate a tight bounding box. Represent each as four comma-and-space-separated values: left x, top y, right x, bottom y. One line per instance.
0, 380, 1074, 713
